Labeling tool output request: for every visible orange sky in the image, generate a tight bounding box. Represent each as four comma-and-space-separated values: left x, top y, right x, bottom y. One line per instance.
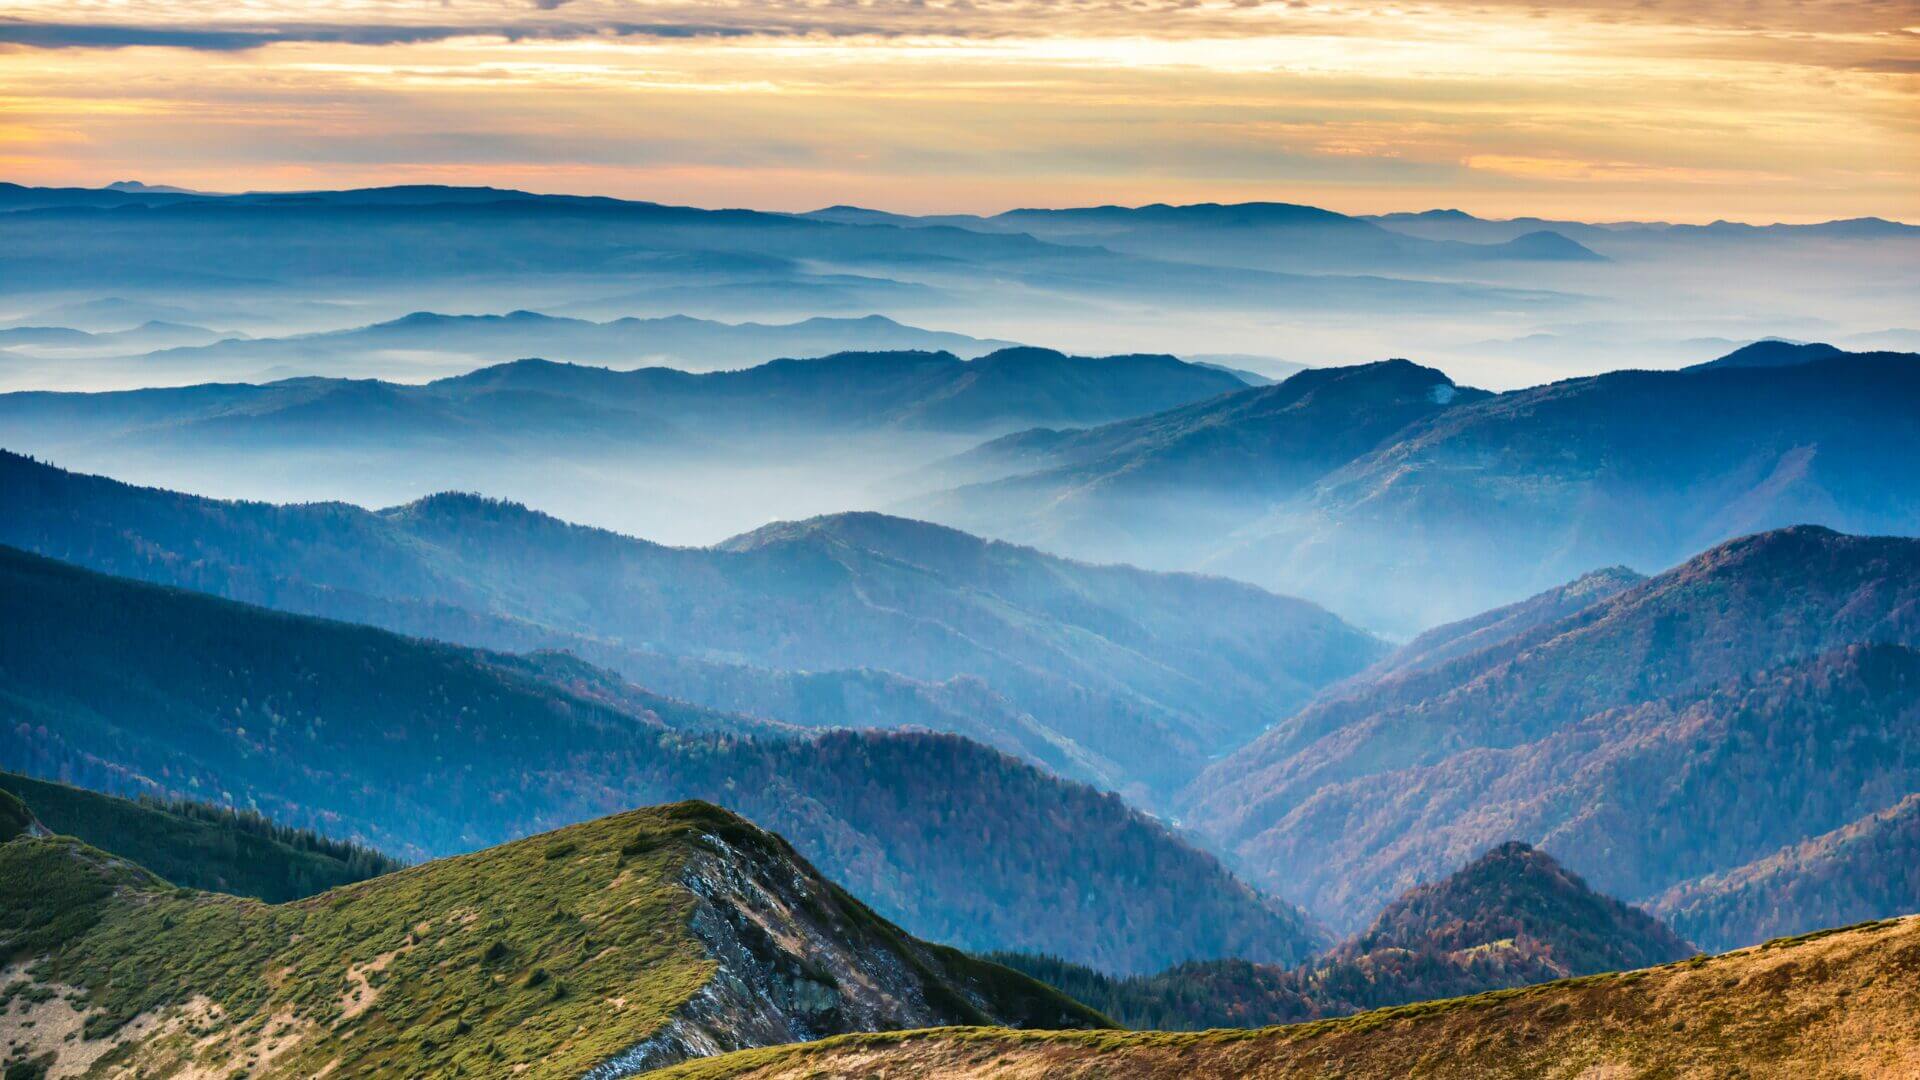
2, 0, 1916, 221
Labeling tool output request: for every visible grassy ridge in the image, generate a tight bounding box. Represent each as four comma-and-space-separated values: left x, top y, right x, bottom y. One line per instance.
650, 915, 1920, 1080
1, 805, 716, 1079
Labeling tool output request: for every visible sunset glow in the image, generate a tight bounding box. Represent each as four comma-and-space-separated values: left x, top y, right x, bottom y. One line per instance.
3, 0, 1914, 219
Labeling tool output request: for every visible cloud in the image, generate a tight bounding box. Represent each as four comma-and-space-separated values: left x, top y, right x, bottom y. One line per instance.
0, 17, 887, 51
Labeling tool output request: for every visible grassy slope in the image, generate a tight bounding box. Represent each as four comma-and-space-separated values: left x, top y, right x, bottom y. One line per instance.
0, 800, 1104, 1080
0, 771, 400, 903
654, 915, 1920, 1080
1, 805, 716, 1079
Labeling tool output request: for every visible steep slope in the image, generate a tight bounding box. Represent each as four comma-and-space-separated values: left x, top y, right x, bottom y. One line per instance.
907, 360, 1488, 568
1188, 528, 1920, 928
1210, 348, 1920, 630
0, 545, 1325, 973
1652, 794, 1920, 952
0, 802, 1106, 1080
994, 843, 1690, 1031
0, 453, 1382, 802
0, 771, 401, 902
655, 915, 1920, 1080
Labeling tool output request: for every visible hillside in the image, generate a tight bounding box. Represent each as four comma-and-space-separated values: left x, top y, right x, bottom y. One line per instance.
0, 453, 1383, 803
0, 545, 1325, 973
0, 771, 401, 902
992, 843, 1690, 1031
0, 801, 1106, 1079
906, 359, 1489, 568
1187, 527, 1920, 930
652, 915, 1920, 1080
1355, 566, 1644, 681
1652, 794, 1920, 951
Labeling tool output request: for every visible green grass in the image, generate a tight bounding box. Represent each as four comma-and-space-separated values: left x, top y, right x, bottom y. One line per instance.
0, 804, 724, 1079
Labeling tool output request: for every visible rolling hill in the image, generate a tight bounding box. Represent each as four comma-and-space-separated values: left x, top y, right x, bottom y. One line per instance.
650, 914, 1920, 1080
0, 801, 1106, 1079
0, 452, 1382, 803
0, 544, 1327, 973
0, 771, 401, 903
1185, 527, 1920, 937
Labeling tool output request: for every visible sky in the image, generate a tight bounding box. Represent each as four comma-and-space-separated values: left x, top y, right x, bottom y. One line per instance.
1, 0, 1916, 222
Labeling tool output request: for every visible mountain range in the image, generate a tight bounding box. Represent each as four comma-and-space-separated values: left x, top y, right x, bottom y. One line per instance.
0, 310, 1023, 389
914, 343, 1920, 632
0, 451, 1380, 803
1184, 526, 1920, 944
800, 201, 1607, 274
0, 344, 1246, 447
0, 345, 1255, 542
0, 542, 1326, 973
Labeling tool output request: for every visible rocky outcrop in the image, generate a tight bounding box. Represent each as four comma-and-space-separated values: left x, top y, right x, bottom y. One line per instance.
585, 818, 1107, 1078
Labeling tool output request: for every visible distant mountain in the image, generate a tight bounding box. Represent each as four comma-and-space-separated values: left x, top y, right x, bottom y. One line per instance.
0, 771, 401, 902
1186, 527, 1920, 931
1367, 207, 1920, 248
0, 345, 1247, 454
996, 842, 1690, 1031
1683, 339, 1846, 370
918, 346, 1920, 633
121, 310, 1018, 378
1651, 793, 1920, 952
0, 320, 230, 354
0, 185, 1549, 320
0, 544, 1328, 972
1205, 347, 1920, 631
0, 453, 1381, 803
666, 913, 1920, 1080
800, 200, 1605, 273
906, 359, 1487, 568
0, 800, 1106, 1079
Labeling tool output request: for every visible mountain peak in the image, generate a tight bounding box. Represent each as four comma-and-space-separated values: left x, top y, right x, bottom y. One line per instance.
1688, 339, 1844, 371
1346, 842, 1695, 975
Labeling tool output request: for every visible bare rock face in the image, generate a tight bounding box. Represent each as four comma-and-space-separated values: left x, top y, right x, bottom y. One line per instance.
585, 816, 1107, 1078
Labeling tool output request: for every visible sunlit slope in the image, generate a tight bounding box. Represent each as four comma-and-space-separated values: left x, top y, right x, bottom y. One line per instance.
0, 802, 1102, 1079
653, 915, 1920, 1080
